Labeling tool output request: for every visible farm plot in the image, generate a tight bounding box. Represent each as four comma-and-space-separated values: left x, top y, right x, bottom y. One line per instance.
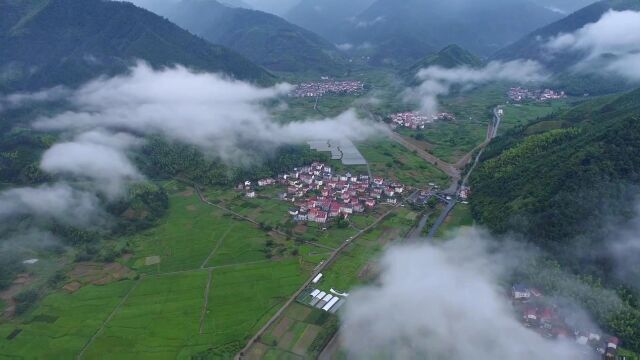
82, 272, 207, 359
357, 140, 449, 187
128, 190, 277, 274
0, 281, 134, 359
199, 260, 310, 357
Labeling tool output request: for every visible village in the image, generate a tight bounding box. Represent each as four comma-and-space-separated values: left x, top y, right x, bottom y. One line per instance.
511, 283, 620, 359
507, 87, 567, 102
239, 162, 405, 225
290, 80, 365, 98
390, 111, 456, 130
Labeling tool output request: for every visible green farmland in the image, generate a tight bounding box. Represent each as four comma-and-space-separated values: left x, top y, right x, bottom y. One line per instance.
0, 186, 314, 359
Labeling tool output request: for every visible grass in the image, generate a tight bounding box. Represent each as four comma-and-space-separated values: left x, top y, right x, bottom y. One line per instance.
251, 207, 417, 358
357, 139, 449, 187
201, 260, 310, 356
77, 261, 309, 359
125, 189, 278, 274
395, 83, 509, 163
399, 121, 488, 163
500, 101, 570, 134
619, 348, 640, 360
434, 203, 474, 239
83, 273, 207, 359
319, 208, 416, 291
0, 281, 134, 359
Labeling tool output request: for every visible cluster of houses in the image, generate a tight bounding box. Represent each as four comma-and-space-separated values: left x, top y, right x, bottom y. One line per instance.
390, 111, 455, 130
507, 87, 567, 102
512, 284, 620, 359
244, 162, 404, 225
290, 80, 365, 98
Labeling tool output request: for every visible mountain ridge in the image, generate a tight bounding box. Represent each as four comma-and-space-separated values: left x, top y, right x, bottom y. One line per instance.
147, 0, 348, 74
0, 0, 274, 93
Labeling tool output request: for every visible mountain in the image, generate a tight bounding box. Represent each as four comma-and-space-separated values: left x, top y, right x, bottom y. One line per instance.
470, 88, 640, 350
471, 88, 640, 264
494, 0, 640, 69
530, 0, 598, 14
0, 0, 273, 93
146, 0, 347, 74
285, 0, 377, 42
219, 0, 251, 9
344, 0, 562, 58
403, 45, 483, 83
493, 0, 640, 95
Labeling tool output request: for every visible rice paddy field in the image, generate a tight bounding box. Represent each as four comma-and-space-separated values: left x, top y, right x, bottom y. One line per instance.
0, 185, 315, 359
0, 100, 464, 358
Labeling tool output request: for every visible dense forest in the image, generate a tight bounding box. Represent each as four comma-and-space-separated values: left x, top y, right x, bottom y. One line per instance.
139, 137, 330, 186
470, 88, 640, 350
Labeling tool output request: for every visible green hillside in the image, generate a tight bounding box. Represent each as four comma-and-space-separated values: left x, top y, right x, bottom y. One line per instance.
470, 89, 640, 350
472, 89, 640, 253
0, 0, 273, 92
151, 0, 347, 74
403, 45, 483, 83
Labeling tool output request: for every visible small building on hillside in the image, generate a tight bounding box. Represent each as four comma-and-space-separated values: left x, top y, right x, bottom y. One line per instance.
512, 284, 531, 300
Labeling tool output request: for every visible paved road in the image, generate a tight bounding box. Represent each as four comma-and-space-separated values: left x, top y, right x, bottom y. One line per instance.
426, 106, 503, 241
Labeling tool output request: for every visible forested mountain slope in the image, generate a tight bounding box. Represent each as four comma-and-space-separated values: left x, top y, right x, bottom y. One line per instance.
472, 89, 640, 262
148, 0, 347, 74
0, 0, 273, 92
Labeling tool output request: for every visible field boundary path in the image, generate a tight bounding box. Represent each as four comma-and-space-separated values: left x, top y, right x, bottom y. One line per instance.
201, 225, 234, 268
199, 269, 213, 334
76, 278, 143, 359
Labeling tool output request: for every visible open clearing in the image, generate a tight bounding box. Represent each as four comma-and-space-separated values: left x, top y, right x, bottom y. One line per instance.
357, 139, 449, 187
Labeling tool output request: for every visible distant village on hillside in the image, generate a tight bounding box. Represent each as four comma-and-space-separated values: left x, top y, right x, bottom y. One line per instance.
390, 111, 456, 130
511, 283, 620, 359
507, 87, 567, 103
290, 80, 365, 98
239, 162, 405, 225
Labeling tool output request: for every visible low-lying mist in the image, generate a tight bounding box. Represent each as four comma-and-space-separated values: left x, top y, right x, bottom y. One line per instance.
0, 61, 382, 265
340, 229, 606, 359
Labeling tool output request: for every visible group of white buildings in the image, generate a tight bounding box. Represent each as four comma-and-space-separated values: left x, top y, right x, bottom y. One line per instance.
507, 87, 566, 102
304, 273, 348, 313
390, 111, 455, 130
290, 80, 364, 98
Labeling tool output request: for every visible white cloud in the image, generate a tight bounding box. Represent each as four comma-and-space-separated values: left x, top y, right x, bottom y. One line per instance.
336, 43, 354, 51
340, 229, 595, 360
40, 131, 144, 199
32, 62, 382, 164
355, 16, 385, 28
0, 183, 105, 227
405, 60, 548, 114
546, 10, 640, 81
